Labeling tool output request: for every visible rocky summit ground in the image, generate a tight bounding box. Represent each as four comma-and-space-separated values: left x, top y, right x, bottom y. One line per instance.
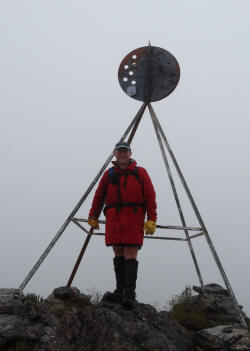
0, 283, 250, 351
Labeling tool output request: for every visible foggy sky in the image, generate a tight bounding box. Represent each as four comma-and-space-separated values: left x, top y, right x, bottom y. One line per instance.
0, 1, 250, 314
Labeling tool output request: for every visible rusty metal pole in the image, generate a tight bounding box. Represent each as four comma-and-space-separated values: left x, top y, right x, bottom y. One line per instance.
67, 226, 96, 287
19, 103, 147, 292
149, 103, 247, 328
66, 103, 147, 287
148, 103, 204, 289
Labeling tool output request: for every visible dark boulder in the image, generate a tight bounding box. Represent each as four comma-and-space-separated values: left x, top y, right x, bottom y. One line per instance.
193, 283, 230, 296
55, 302, 195, 351
190, 284, 245, 327
196, 324, 250, 351
0, 288, 27, 316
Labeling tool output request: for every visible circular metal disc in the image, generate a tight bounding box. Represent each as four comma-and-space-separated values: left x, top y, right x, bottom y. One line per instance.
118, 46, 180, 102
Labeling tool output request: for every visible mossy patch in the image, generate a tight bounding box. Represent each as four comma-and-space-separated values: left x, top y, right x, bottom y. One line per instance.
49, 295, 96, 319
170, 302, 209, 330
167, 286, 209, 330
15, 341, 31, 351
23, 293, 44, 304
0, 341, 33, 351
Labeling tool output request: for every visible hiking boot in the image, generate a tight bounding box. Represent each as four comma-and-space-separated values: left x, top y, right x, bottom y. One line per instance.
102, 256, 125, 303
122, 259, 138, 309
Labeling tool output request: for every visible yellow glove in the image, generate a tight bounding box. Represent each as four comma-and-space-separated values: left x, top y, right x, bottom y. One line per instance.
87, 217, 99, 230
143, 220, 156, 235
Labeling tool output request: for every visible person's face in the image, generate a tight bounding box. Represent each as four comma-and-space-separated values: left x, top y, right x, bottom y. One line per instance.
114, 148, 132, 164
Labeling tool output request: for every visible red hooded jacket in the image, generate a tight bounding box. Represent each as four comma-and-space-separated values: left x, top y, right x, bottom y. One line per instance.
89, 159, 157, 246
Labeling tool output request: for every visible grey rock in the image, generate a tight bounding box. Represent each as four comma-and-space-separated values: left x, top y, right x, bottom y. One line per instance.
197, 324, 250, 350
70, 286, 80, 296
35, 323, 47, 338
51, 286, 91, 305
193, 284, 229, 296
47, 313, 59, 327
78, 292, 91, 302
0, 284, 247, 351
0, 288, 23, 300
53, 286, 72, 300
67, 303, 195, 351
40, 334, 50, 343
0, 314, 37, 342
0, 288, 26, 316
43, 326, 54, 337
70, 287, 92, 302
156, 310, 195, 351
188, 285, 245, 327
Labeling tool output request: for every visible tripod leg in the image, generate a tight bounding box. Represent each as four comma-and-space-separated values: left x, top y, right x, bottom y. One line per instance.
149, 103, 204, 288
67, 227, 94, 287
149, 103, 247, 328
19, 103, 147, 292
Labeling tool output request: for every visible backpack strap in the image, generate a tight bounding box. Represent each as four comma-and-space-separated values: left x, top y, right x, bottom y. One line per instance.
101, 167, 113, 215
103, 166, 145, 215
108, 167, 115, 178
108, 166, 144, 196
133, 167, 144, 198
108, 166, 122, 212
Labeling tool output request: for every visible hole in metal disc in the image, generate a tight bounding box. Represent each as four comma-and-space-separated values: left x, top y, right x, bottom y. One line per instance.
123, 77, 128, 82
132, 62, 137, 66
132, 54, 137, 59
131, 80, 136, 85
124, 65, 129, 69
129, 71, 133, 76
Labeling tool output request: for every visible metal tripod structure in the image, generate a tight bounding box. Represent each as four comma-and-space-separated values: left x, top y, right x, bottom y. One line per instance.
19, 43, 247, 327
18, 102, 247, 327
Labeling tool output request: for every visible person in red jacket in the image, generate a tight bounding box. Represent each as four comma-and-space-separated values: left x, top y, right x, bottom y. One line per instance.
88, 142, 157, 307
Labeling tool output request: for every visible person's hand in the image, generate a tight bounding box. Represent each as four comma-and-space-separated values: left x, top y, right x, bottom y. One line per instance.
143, 220, 156, 235
87, 217, 99, 230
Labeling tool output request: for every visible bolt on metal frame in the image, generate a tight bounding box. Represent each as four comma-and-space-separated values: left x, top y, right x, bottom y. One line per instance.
18, 102, 247, 328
